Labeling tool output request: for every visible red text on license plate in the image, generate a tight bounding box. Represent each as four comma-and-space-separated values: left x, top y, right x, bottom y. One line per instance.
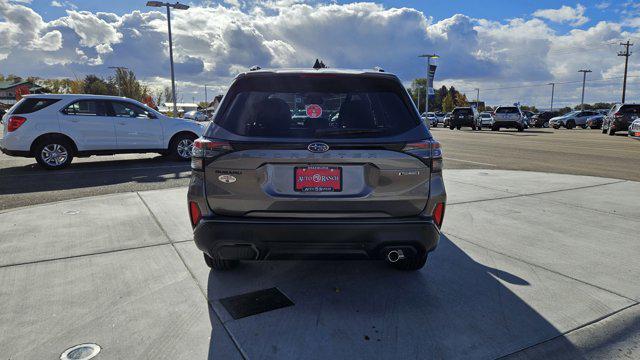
294, 166, 342, 192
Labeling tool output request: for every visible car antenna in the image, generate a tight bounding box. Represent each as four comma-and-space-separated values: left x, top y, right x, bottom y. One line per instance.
313, 59, 327, 70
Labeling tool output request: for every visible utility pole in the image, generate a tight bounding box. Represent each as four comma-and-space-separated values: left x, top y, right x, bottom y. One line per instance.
619, 40, 633, 103
548, 82, 555, 111
578, 69, 592, 110
146, 2, 190, 116
416, 87, 421, 113
204, 85, 208, 105
475, 88, 480, 110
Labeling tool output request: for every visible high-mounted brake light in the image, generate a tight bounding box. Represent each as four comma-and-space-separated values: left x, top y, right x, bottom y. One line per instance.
7, 116, 27, 132
191, 138, 233, 170
402, 140, 443, 173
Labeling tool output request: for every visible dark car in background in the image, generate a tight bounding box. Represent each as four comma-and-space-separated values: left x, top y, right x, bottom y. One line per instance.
187, 68, 446, 271
530, 111, 558, 128
586, 114, 605, 129
603, 103, 640, 135
450, 106, 479, 130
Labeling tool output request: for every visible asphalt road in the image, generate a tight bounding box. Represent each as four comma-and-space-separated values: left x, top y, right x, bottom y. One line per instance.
1, 126, 638, 210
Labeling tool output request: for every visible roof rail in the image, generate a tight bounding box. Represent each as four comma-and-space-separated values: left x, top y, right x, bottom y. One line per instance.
373, 66, 385, 72
249, 65, 261, 71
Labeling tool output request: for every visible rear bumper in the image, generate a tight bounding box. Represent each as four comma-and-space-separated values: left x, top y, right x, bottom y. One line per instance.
0, 145, 30, 157
193, 215, 440, 260
494, 120, 522, 128
451, 119, 474, 127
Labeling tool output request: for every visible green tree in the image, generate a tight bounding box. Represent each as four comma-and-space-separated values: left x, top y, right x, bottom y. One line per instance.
113, 68, 148, 101
82, 75, 116, 95
442, 92, 455, 112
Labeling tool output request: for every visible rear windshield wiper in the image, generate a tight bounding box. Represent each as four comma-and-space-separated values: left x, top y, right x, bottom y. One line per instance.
314, 128, 386, 137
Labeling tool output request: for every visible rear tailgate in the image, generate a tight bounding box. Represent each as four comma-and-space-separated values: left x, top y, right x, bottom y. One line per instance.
204, 147, 430, 218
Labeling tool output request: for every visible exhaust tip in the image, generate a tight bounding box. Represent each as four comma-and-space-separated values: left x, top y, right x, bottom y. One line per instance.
387, 250, 405, 263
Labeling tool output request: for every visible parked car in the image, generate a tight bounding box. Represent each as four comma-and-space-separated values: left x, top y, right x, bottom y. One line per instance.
0, 94, 206, 169
187, 68, 446, 271
435, 112, 446, 124
602, 103, 640, 136
478, 112, 494, 129
184, 110, 209, 122
492, 106, 525, 132
443, 112, 452, 127
549, 110, 598, 129
522, 110, 535, 129
425, 112, 438, 127
449, 107, 479, 130
530, 111, 558, 128
586, 114, 605, 129
628, 118, 640, 140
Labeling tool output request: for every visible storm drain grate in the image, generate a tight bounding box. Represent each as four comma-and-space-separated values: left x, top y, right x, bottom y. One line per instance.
219, 287, 294, 320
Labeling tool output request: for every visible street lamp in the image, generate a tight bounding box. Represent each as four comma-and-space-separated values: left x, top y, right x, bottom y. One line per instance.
146, 1, 190, 116
418, 54, 439, 116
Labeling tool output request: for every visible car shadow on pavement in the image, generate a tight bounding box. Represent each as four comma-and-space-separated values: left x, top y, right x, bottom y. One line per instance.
0, 156, 191, 195
205, 235, 582, 359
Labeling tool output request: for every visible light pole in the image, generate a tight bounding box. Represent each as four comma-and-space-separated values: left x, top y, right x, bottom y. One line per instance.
418, 54, 439, 115
108, 66, 128, 97
578, 69, 592, 111
146, 1, 190, 116
548, 82, 555, 111
474, 88, 480, 110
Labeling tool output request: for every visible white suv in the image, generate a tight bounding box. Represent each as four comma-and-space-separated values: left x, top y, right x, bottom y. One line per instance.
1, 94, 206, 169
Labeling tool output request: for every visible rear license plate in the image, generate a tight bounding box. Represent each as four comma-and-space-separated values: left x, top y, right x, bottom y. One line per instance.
294, 166, 342, 192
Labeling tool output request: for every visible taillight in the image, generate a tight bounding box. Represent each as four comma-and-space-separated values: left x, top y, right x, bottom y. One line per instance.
188, 201, 202, 227
7, 116, 27, 132
402, 140, 443, 173
433, 202, 445, 228
614, 112, 623, 119
191, 138, 232, 170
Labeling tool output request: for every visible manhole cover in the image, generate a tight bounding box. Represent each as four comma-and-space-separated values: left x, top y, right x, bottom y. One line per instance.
60, 343, 101, 360
219, 287, 294, 320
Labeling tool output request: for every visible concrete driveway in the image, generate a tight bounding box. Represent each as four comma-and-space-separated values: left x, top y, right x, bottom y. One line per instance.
0, 170, 638, 359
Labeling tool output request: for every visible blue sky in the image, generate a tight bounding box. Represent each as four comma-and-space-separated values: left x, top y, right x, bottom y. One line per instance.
2, 0, 640, 107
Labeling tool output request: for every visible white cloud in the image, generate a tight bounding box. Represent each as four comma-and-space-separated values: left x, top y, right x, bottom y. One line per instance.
51, 1, 62, 7
533, 4, 589, 27
596, 2, 610, 10
0, 0, 639, 107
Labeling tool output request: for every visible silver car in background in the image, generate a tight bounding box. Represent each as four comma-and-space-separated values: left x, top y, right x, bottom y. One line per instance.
492, 106, 525, 132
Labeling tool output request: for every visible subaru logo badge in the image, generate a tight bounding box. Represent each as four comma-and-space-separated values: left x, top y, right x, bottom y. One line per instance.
307, 142, 330, 153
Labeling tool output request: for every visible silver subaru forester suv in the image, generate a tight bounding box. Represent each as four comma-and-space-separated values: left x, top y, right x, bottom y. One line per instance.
187, 68, 446, 271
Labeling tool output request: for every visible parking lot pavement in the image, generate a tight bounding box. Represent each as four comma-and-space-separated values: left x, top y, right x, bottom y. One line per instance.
431, 127, 640, 182
1, 127, 638, 211
1, 169, 639, 359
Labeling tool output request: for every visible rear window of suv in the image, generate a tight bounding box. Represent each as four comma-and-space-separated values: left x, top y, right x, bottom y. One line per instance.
619, 105, 640, 114
496, 107, 519, 114
12, 98, 60, 114
211, 74, 420, 139
453, 108, 472, 115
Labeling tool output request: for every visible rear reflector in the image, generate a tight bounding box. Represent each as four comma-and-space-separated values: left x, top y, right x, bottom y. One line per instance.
189, 201, 202, 227
7, 116, 27, 132
433, 202, 445, 228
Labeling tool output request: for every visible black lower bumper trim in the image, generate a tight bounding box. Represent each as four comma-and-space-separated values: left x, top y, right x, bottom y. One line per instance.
193, 216, 440, 260
0, 147, 30, 157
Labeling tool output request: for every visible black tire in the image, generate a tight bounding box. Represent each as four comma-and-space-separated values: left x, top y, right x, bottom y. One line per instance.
456, 125, 461, 130
449, 125, 454, 130
390, 253, 428, 271
602, 127, 607, 134
492, 126, 499, 131
566, 120, 575, 129
517, 126, 524, 132
553, 125, 560, 129
608, 127, 616, 136
169, 133, 197, 161
34, 137, 74, 170
543, 122, 549, 128
581, 124, 588, 129
432, 123, 437, 128
204, 253, 239, 270
471, 124, 477, 131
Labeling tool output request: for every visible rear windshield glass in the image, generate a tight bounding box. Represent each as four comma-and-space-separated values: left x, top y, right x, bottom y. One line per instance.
453, 108, 472, 115
13, 98, 60, 114
496, 107, 519, 114
620, 105, 640, 114
212, 75, 420, 138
